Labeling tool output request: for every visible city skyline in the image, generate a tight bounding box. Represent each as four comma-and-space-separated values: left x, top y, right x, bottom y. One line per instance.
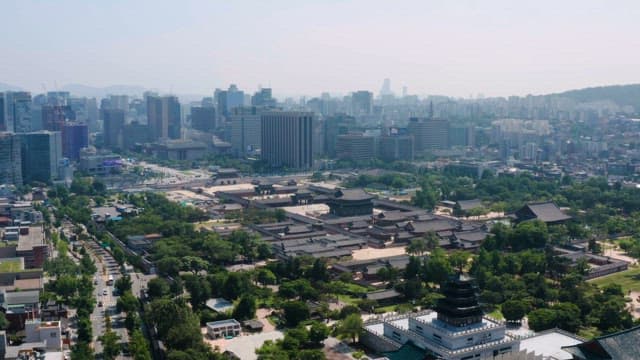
2, 0, 640, 98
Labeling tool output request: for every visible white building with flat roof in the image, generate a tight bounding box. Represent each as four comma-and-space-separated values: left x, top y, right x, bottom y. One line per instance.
207, 319, 241, 339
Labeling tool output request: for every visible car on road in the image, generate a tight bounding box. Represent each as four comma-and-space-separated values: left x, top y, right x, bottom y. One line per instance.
102, 289, 108, 296
98, 301, 103, 307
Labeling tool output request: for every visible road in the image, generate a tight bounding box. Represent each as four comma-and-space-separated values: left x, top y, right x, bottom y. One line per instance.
85, 233, 131, 359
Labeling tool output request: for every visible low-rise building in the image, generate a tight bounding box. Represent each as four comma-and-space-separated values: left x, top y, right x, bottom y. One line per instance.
514, 202, 571, 225
327, 189, 374, 217
23, 320, 62, 351
206, 319, 241, 339
150, 140, 207, 161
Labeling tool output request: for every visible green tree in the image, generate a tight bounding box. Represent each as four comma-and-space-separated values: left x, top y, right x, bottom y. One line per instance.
233, 294, 257, 321
406, 238, 427, 256
422, 248, 452, 284
501, 300, 527, 323
308, 322, 330, 346
80, 253, 97, 275
0, 312, 8, 330
256, 268, 277, 285
283, 301, 310, 327
116, 291, 139, 313
449, 250, 471, 273
70, 342, 95, 360
54, 275, 78, 301
147, 277, 170, 299
552, 302, 582, 333
115, 274, 133, 294
125, 311, 140, 332
129, 329, 152, 360
423, 231, 440, 251
527, 308, 557, 332
112, 246, 126, 265
181, 256, 209, 275
77, 317, 93, 343
336, 313, 363, 344
100, 328, 121, 360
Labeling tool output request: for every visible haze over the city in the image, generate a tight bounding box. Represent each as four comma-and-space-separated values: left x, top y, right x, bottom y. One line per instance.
2, 0, 640, 98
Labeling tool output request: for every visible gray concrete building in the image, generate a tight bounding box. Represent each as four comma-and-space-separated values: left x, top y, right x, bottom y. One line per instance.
378, 134, 414, 162
230, 106, 263, 157
0, 133, 22, 186
103, 109, 125, 150
408, 117, 449, 152
261, 111, 313, 170
6, 92, 32, 133
336, 133, 375, 162
20, 131, 62, 184
147, 95, 181, 141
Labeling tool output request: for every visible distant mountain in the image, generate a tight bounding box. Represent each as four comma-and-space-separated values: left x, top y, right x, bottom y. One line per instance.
0, 82, 24, 92
550, 84, 640, 109
60, 83, 148, 98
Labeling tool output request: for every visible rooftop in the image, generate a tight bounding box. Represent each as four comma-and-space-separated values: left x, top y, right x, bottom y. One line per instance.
17, 226, 46, 251
332, 189, 374, 201
518, 202, 571, 223
562, 324, 640, 360
457, 199, 483, 211
207, 319, 241, 327
519, 329, 583, 360
0, 258, 24, 272
205, 298, 234, 313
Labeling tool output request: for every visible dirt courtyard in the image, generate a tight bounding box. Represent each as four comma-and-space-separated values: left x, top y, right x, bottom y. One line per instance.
351, 246, 407, 261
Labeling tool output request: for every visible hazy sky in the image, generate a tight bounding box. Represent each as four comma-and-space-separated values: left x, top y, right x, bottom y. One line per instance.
2, 0, 640, 98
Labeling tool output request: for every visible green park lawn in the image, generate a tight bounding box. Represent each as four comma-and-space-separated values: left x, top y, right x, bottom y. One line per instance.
590, 265, 640, 293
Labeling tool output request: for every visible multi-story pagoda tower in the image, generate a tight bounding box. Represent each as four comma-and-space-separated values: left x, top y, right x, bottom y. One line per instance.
436, 273, 484, 327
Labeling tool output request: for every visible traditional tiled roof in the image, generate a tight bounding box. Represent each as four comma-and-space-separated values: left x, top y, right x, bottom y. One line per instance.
455, 230, 488, 242
333, 189, 374, 201
456, 199, 483, 211
517, 202, 571, 223
365, 289, 402, 301
406, 220, 457, 233
562, 325, 640, 359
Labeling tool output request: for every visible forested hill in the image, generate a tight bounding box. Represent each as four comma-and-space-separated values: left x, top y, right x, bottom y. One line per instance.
550, 84, 640, 109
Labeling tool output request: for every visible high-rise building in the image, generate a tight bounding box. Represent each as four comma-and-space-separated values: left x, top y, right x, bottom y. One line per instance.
190, 106, 216, 133
103, 109, 125, 150
0, 94, 5, 132
261, 111, 313, 170
408, 117, 449, 152
378, 134, 414, 162
147, 95, 181, 141
351, 91, 373, 116
61, 123, 89, 161
251, 88, 276, 107
123, 121, 149, 149
73, 97, 99, 132
449, 124, 475, 148
0, 133, 23, 186
6, 92, 32, 133
216, 85, 245, 118
20, 131, 62, 184
109, 95, 129, 112
380, 78, 392, 97
230, 106, 264, 157
323, 114, 356, 158
46, 91, 70, 106
42, 105, 73, 131
336, 133, 375, 162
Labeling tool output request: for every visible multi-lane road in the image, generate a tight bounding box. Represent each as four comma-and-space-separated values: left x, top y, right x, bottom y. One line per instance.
81, 228, 140, 359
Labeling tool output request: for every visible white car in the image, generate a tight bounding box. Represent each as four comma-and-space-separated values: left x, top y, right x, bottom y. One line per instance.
102, 289, 108, 296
